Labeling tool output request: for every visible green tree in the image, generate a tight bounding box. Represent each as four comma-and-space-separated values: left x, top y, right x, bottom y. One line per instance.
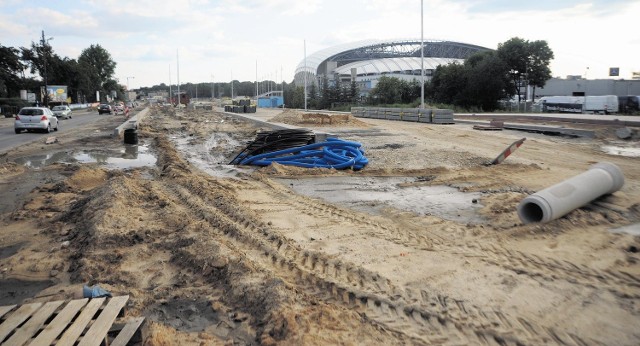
308, 82, 318, 109
350, 80, 359, 103
497, 37, 553, 102
465, 51, 510, 110
78, 44, 116, 91
369, 76, 403, 104
425, 63, 467, 105
0, 43, 24, 97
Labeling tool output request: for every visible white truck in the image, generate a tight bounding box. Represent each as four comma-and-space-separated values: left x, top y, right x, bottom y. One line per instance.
583, 95, 619, 114
537, 95, 619, 114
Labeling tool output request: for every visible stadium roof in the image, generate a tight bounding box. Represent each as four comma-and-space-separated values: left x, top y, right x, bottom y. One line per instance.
295, 39, 490, 76
333, 57, 464, 76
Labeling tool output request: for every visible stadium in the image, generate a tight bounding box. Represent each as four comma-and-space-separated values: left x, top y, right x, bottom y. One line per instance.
294, 39, 491, 95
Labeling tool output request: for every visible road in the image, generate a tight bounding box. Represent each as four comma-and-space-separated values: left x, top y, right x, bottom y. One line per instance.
0, 109, 105, 154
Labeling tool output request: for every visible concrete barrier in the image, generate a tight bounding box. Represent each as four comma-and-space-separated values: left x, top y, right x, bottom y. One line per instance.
114, 107, 150, 137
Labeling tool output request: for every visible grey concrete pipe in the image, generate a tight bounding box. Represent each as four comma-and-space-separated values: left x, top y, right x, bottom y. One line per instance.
517, 162, 624, 224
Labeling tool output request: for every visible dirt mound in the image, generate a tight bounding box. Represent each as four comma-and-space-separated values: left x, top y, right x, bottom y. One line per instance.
2, 106, 639, 345
269, 109, 369, 127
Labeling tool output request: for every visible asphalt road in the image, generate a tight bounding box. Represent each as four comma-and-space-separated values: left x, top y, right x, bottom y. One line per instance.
0, 109, 105, 154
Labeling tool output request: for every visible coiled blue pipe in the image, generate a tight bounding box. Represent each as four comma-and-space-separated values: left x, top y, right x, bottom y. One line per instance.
239, 137, 368, 170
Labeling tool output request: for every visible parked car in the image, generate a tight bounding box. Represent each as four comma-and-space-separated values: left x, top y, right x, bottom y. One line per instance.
51, 105, 73, 119
14, 107, 59, 134
98, 104, 112, 114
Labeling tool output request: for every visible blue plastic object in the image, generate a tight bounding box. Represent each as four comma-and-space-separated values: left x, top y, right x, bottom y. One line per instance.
83, 284, 113, 298
238, 138, 368, 170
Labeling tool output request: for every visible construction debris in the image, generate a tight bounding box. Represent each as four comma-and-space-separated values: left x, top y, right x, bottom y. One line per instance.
488, 137, 526, 165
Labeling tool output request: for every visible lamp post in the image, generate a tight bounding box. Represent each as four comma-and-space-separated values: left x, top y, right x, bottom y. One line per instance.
420, 0, 425, 109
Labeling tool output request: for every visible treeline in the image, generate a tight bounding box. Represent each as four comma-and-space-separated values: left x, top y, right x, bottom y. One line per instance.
0, 39, 121, 103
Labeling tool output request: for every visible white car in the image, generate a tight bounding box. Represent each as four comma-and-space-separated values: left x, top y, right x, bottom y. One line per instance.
51, 105, 73, 119
14, 107, 59, 134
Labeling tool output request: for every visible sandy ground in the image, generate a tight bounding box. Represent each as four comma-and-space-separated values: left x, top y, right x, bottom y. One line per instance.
0, 106, 639, 345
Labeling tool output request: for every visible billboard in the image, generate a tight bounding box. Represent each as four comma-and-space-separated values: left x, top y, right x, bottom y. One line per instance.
609, 67, 620, 77
46, 85, 68, 102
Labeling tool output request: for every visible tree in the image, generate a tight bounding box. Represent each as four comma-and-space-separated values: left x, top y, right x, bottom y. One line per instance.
308, 82, 318, 109
369, 76, 403, 104
425, 63, 467, 106
350, 80, 359, 103
78, 44, 116, 89
497, 37, 553, 102
0, 43, 24, 97
465, 51, 510, 110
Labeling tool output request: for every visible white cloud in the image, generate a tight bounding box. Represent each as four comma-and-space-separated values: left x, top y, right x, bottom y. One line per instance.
1, 0, 638, 87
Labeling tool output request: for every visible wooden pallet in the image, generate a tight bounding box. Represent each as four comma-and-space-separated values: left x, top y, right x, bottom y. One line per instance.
0, 295, 144, 346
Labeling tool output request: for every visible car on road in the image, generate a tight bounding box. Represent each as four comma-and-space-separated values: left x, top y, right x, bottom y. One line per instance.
51, 105, 73, 119
98, 104, 112, 114
114, 103, 125, 114
14, 107, 59, 134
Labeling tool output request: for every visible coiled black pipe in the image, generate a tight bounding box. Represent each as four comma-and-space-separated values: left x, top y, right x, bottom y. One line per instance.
229, 129, 315, 165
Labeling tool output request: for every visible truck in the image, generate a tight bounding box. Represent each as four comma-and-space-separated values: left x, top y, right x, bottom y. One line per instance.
537, 95, 619, 114
583, 95, 618, 114
538, 96, 584, 113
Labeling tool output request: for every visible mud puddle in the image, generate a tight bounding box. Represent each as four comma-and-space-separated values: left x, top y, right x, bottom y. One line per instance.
0, 242, 26, 260
144, 299, 254, 342
0, 278, 55, 305
13, 145, 157, 169
279, 176, 485, 223
602, 144, 640, 157
172, 133, 253, 178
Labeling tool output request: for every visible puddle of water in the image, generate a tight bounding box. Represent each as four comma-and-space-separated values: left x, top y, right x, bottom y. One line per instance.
602, 144, 640, 157
73, 145, 157, 169
610, 223, 640, 236
14, 151, 76, 168
14, 145, 157, 169
278, 176, 485, 223
172, 133, 254, 178
0, 242, 26, 260
0, 278, 55, 305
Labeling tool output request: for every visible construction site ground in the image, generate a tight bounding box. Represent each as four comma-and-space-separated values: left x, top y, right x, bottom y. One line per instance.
0, 106, 639, 345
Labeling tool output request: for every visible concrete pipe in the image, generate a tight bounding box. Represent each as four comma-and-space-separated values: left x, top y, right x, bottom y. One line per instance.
517, 162, 624, 224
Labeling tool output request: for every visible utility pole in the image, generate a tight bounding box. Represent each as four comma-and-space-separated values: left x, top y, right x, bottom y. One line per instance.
176, 49, 180, 106
420, 0, 425, 109
41, 30, 53, 106
211, 74, 214, 99
304, 40, 307, 111
231, 70, 234, 99
169, 64, 172, 103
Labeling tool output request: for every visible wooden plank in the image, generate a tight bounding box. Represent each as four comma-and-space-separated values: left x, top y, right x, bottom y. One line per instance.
4, 300, 63, 346
55, 297, 106, 346
0, 302, 42, 342
77, 296, 129, 346
110, 317, 145, 346
29, 298, 89, 346
0, 305, 17, 319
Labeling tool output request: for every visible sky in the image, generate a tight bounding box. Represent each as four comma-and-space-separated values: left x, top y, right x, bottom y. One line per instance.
1, 0, 639, 90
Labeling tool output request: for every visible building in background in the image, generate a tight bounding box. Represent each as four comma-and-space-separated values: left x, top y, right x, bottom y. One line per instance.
294, 39, 490, 96
536, 77, 640, 98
